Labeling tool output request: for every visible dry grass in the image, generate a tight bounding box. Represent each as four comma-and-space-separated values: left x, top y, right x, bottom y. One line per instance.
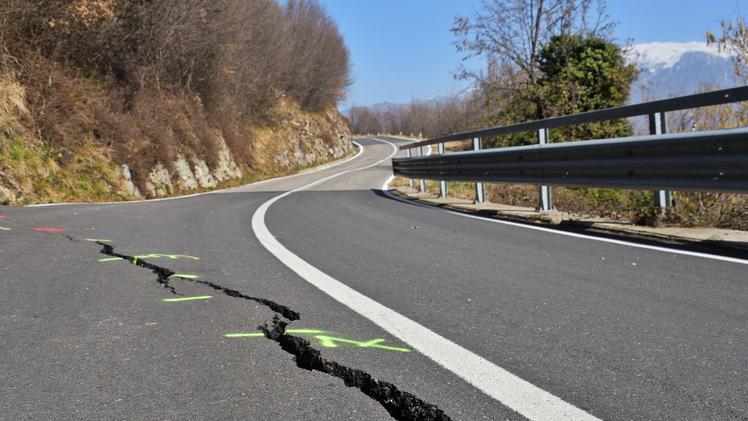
0, 59, 352, 204
0, 73, 27, 130
394, 176, 748, 230
0, 73, 124, 204
8, 56, 231, 196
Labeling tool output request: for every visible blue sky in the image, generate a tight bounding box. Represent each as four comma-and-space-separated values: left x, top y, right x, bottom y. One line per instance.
320, 0, 746, 108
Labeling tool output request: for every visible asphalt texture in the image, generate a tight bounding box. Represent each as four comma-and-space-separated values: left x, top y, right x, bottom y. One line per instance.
1, 137, 746, 420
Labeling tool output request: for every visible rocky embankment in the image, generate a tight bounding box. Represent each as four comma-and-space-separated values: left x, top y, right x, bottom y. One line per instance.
0, 77, 352, 205
118, 108, 352, 200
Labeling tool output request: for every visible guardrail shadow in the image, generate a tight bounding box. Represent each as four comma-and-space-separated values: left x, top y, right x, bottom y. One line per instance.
372, 188, 748, 262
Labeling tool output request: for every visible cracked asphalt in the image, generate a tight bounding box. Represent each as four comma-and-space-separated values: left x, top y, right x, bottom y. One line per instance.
1, 137, 747, 420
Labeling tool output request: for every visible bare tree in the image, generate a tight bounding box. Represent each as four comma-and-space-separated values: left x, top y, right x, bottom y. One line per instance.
452, 0, 612, 120
453, 0, 611, 85
707, 15, 748, 84
348, 95, 482, 138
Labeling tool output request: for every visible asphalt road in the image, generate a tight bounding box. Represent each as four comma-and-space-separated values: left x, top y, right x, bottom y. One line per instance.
1, 137, 746, 420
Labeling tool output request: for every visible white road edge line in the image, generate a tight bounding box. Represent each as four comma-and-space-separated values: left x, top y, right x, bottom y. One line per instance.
25, 141, 365, 208
252, 137, 599, 421
380, 178, 748, 266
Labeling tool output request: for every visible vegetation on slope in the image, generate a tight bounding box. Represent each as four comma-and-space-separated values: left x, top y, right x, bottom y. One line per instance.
0, 0, 352, 204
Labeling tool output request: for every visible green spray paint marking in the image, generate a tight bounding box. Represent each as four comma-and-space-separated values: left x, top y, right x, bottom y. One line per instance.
161, 295, 212, 302
0, 226, 11, 231
224, 329, 410, 352
86, 238, 111, 242
287, 329, 326, 335
98, 253, 200, 263
315, 335, 410, 352
173, 274, 199, 279
138, 253, 200, 260
225, 332, 265, 338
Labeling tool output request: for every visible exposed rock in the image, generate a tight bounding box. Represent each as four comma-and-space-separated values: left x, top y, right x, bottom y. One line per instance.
212, 136, 243, 182
119, 107, 350, 200
0, 184, 16, 205
270, 110, 352, 170
0, 169, 21, 204
174, 155, 199, 190
144, 163, 173, 197
118, 165, 143, 199
192, 159, 216, 188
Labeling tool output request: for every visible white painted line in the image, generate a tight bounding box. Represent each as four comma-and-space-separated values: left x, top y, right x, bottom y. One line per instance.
25, 142, 364, 208
381, 173, 748, 266
252, 137, 599, 421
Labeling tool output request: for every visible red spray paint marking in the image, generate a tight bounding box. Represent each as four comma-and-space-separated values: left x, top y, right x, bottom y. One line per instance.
0, 214, 8, 218
33, 227, 65, 233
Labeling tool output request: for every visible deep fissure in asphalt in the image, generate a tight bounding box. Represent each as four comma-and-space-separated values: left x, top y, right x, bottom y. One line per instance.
261, 316, 451, 421
96, 242, 452, 421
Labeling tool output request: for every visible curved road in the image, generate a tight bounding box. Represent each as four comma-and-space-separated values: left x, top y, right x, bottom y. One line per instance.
1, 137, 746, 420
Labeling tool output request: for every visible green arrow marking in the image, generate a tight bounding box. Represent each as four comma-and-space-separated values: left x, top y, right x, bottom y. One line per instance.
0, 226, 11, 231
86, 238, 111, 242
356, 338, 387, 347
98, 257, 123, 262
161, 295, 212, 302
314, 335, 411, 352
173, 274, 199, 279
222, 329, 410, 352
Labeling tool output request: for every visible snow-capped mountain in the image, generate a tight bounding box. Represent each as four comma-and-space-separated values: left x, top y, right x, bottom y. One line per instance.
627, 42, 731, 72
627, 41, 738, 103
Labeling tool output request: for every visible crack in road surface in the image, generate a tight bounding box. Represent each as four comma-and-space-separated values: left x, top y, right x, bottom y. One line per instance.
99, 243, 179, 294
193, 278, 300, 321
98, 243, 298, 319
95, 241, 451, 420
261, 316, 451, 421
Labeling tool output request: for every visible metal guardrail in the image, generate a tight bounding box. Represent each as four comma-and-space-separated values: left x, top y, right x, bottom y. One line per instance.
392, 86, 748, 211
399, 86, 748, 150
392, 128, 748, 193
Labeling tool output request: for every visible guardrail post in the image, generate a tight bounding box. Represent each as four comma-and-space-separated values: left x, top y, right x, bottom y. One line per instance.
473, 137, 485, 203
649, 112, 673, 213
438, 143, 448, 198
537, 128, 553, 211
406, 149, 414, 189
418, 147, 426, 193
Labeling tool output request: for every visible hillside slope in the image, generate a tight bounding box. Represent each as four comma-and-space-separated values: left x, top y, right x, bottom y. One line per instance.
0, 0, 352, 205
0, 71, 351, 205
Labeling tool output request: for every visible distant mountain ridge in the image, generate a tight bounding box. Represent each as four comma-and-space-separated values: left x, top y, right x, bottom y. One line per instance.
344, 87, 475, 116
345, 41, 741, 116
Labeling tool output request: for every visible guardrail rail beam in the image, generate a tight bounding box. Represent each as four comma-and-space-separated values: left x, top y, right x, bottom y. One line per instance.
392, 87, 748, 210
